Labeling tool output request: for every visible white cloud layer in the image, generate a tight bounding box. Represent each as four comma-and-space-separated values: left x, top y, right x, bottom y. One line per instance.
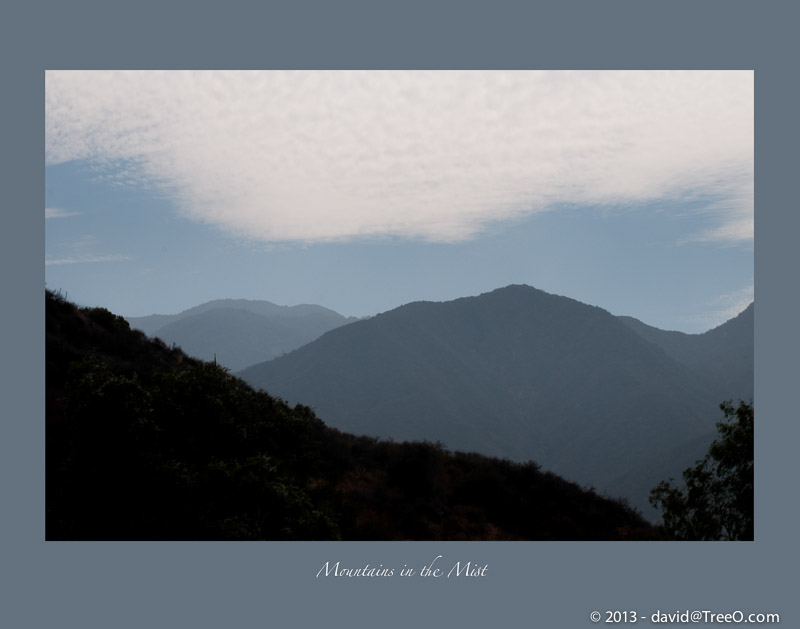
46, 71, 753, 244
45, 253, 131, 266
45, 207, 80, 219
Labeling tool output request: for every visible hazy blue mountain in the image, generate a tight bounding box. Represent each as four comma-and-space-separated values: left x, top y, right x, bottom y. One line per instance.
126, 299, 356, 371
239, 285, 753, 517
618, 302, 753, 402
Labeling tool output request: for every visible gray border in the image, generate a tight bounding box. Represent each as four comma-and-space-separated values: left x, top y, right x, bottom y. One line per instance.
3, 1, 796, 627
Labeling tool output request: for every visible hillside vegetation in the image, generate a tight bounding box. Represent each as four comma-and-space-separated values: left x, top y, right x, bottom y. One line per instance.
46, 290, 658, 541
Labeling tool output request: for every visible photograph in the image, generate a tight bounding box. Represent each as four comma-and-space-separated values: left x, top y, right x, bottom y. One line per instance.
3, 2, 797, 628
45, 70, 752, 542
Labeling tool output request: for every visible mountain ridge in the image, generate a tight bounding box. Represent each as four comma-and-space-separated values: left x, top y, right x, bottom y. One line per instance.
238, 284, 753, 517
618, 302, 753, 401
125, 298, 357, 371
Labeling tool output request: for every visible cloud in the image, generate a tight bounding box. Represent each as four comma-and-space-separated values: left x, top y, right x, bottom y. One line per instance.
708, 284, 755, 328
46, 234, 130, 266
678, 284, 754, 332
676, 175, 754, 246
45, 207, 80, 219
45, 253, 131, 266
689, 217, 754, 245
45, 70, 753, 244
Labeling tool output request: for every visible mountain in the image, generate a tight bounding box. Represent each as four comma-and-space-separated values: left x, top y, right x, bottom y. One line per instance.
125, 298, 356, 371
45, 289, 657, 540
239, 285, 753, 516
618, 302, 753, 402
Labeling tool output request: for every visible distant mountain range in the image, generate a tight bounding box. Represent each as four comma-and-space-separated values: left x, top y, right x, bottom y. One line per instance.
239, 285, 753, 517
126, 299, 357, 372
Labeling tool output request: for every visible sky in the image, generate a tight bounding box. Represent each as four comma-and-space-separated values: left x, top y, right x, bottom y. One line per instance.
45, 70, 753, 333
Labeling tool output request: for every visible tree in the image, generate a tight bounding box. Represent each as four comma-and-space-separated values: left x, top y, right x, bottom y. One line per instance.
649, 400, 753, 541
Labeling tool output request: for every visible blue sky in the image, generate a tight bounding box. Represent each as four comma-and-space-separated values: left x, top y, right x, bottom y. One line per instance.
45, 71, 753, 333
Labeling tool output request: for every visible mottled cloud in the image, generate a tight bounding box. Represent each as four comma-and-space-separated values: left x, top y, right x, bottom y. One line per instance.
46, 70, 753, 244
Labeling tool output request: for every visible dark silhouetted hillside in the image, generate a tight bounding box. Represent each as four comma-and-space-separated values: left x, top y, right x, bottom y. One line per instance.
46, 290, 656, 541
125, 298, 355, 371
239, 285, 752, 517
